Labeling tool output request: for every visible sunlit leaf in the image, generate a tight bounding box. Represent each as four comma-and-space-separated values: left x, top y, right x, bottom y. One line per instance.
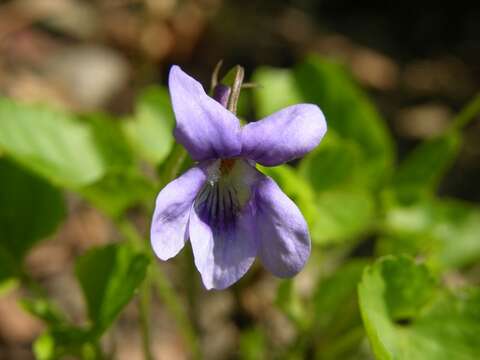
299, 132, 365, 192
263, 165, 375, 245
381, 194, 480, 269
85, 113, 135, 171
359, 256, 480, 360
122, 86, 174, 165
34, 332, 56, 360
80, 169, 156, 218
33, 328, 98, 360
0, 98, 106, 187
295, 56, 394, 188
393, 132, 461, 194
252, 67, 303, 118
21, 298, 67, 326
312, 189, 375, 245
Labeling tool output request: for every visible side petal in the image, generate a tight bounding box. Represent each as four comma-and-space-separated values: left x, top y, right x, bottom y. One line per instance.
150, 166, 207, 260
169, 65, 242, 161
254, 176, 311, 277
241, 104, 326, 166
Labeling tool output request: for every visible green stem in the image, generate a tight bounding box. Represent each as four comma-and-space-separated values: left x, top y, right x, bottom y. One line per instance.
139, 279, 153, 360
116, 219, 146, 250
122, 138, 201, 358
151, 266, 201, 358
185, 247, 200, 333
450, 92, 480, 131
158, 143, 188, 187
115, 218, 200, 359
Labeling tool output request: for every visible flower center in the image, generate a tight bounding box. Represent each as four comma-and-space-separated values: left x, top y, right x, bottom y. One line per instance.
219, 158, 236, 175
195, 159, 259, 230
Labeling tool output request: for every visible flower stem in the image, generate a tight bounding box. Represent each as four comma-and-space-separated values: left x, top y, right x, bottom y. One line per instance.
158, 143, 188, 187
116, 218, 201, 359
151, 266, 201, 358
139, 278, 153, 360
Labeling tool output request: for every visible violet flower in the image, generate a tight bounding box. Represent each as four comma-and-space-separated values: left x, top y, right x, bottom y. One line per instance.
151, 65, 327, 290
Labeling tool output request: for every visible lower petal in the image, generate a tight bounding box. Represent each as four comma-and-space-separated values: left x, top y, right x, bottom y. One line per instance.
150, 166, 207, 260
189, 204, 257, 290
188, 160, 259, 290
254, 176, 311, 277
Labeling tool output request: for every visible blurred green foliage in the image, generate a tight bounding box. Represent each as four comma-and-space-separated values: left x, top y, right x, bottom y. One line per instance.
359, 256, 480, 360
0, 55, 479, 359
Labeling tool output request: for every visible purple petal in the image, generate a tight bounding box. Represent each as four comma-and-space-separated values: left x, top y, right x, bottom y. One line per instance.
189, 203, 257, 290
188, 160, 260, 290
169, 65, 242, 161
212, 84, 231, 108
150, 166, 207, 260
241, 104, 327, 166
254, 176, 311, 277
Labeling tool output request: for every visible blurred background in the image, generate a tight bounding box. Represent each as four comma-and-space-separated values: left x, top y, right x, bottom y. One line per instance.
0, 0, 479, 359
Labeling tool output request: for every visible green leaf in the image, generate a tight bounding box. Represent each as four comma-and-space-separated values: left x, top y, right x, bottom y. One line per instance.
294, 56, 394, 188
0, 245, 18, 287
393, 133, 461, 194
298, 132, 366, 192
33, 328, 99, 360
276, 280, 307, 329
0, 98, 106, 187
262, 165, 374, 245
239, 327, 266, 360
259, 165, 319, 237
310, 260, 368, 358
75, 243, 149, 335
79, 169, 156, 218
0, 159, 65, 285
157, 142, 190, 185
381, 195, 480, 269
313, 260, 367, 330
380, 257, 436, 321
312, 189, 375, 245
76, 113, 156, 217
34, 332, 56, 360
85, 113, 135, 171
252, 67, 303, 118
21, 298, 67, 326
23, 293, 101, 359
359, 256, 480, 360
122, 86, 174, 165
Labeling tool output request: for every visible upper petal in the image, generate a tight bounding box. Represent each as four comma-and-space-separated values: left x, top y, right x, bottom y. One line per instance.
150, 165, 207, 260
241, 104, 327, 166
169, 65, 242, 161
253, 176, 311, 277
